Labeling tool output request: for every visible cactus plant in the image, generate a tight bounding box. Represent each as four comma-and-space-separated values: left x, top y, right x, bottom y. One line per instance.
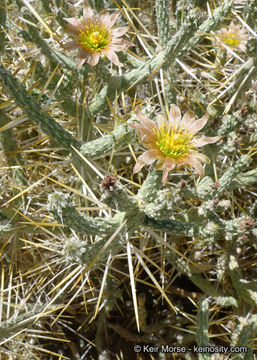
0, 0, 256, 358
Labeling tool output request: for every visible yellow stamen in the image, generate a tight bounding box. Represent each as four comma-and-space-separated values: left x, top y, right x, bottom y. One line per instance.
78, 22, 110, 52
155, 125, 194, 159
222, 32, 241, 47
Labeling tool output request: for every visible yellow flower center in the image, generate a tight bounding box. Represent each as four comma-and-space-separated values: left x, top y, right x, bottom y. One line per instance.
78, 22, 110, 52
155, 126, 194, 159
221, 32, 241, 47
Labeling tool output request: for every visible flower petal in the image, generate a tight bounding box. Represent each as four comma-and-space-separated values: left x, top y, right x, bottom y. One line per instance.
83, 7, 94, 25
138, 149, 161, 165
135, 111, 158, 130
180, 110, 195, 129
105, 10, 121, 29
77, 57, 87, 68
111, 38, 125, 45
133, 160, 145, 174
111, 39, 134, 50
63, 40, 79, 50
89, 53, 101, 66
64, 18, 85, 34
98, 10, 111, 25
76, 49, 100, 67
102, 49, 123, 66
156, 159, 165, 169
64, 17, 81, 27
192, 135, 222, 147
190, 152, 210, 164
168, 104, 182, 128
142, 138, 158, 149
110, 44, 128, 52
187, 156, 205, 177
156, 113, 167, 128
129, 122, 155, 138
111, 26, 129, 38
79, 49, 92, 58
133, 149, 163, 174
162, 158, 176, 183
188, 113, 209, 136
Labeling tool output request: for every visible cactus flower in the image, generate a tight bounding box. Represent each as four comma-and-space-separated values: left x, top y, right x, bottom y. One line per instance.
63, 7, 132, 67
130, 105, 221, 183
214, 21, 249, 54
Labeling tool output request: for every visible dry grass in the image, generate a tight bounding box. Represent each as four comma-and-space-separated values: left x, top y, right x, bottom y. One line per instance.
0, 0, 256, 359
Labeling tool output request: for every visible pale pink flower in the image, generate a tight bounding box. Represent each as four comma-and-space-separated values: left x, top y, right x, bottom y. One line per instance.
129, 105, 221, 183
214, 21, 249, 54
63, 7, 132, 67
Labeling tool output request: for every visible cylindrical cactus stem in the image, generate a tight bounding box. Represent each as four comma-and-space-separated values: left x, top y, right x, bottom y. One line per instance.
0, 65, 80, 150
228, 57, 257, 99
182, 0, 233, 52
80, 123, 136, 158
231, 315, 257, 360
217, 154, 251, 196
142, 217, 196, 237
155, 0, 170, 47
101, 176, 139, 215
94, 58, 113, 83
0, 109, 27, 188
228, 255, 257, 307
214, 296, 238, 307
196, 176, 215, 200
196, 168, 257, 197
137, 166, 163, 203
79, 235, 124, 269
197, 298, 209, 353
0, 109, 27, 219
144, 214, 222, 242
217, 114, 240, 136
48, 192, 125, 236
0, 223, 13, 236
233, 169, 257, 189
62, 234, 119, 269
29, 58, 84, 120
166, 250, 224, 297
163, 8, 203, 66
63, 212, 146, 269
0, 304, 56, 340
0, 0, 6, 53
